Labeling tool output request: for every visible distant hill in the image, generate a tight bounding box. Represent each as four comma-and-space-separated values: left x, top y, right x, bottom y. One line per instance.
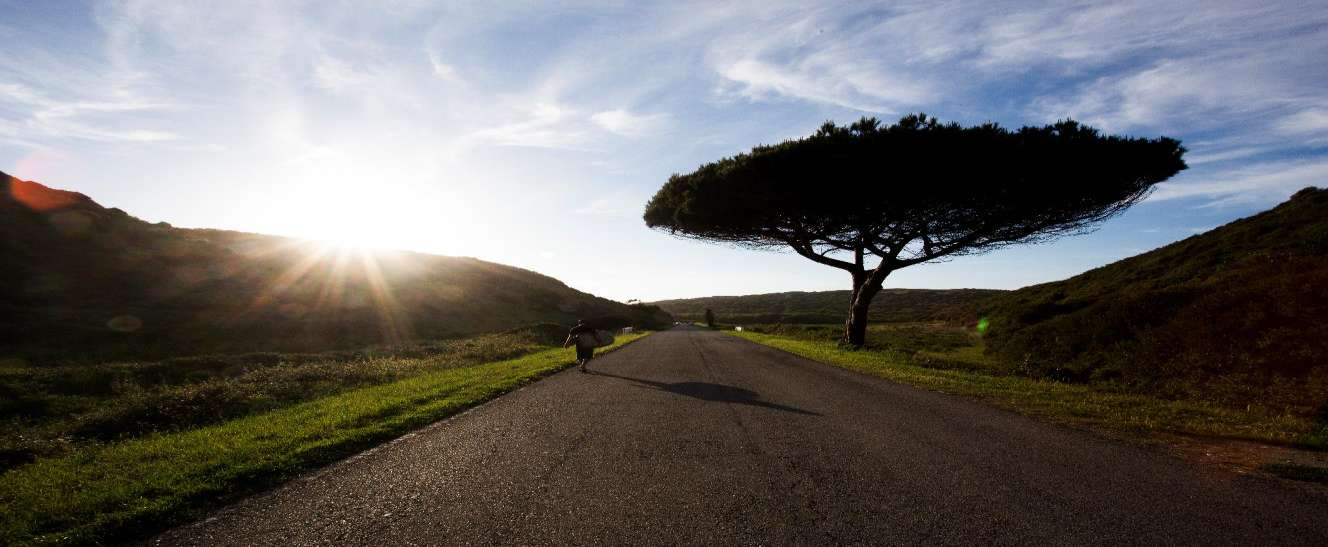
0, 172, 670, 363
653, 288, 1004, 325
981, 187, 1328, 399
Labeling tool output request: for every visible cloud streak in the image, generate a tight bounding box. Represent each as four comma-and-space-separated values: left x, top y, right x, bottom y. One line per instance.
1152, 158, 1328, 205
591, 109, 671, 138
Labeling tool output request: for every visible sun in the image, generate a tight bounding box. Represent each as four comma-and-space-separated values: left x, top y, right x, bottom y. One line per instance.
269, 157, 455, 255
282, 184, 417, 252
306, 218, 395, 251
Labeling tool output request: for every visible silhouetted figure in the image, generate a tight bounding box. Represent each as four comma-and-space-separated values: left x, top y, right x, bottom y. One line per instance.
565, 319, 598, 372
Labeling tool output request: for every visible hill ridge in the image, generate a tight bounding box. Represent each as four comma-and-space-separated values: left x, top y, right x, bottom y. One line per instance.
1, 172, 669, 363
2, 171, 101, 212
980, 186, 1328, 400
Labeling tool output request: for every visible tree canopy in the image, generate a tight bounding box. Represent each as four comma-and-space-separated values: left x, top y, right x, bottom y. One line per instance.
645, 115, 1185, 270
644, 114, 1186, 345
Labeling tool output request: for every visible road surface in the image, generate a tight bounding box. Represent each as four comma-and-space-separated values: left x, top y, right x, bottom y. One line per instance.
154, 326, 1328, 545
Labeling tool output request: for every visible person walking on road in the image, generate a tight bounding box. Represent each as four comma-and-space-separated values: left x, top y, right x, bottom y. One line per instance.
565, 319, 598, 372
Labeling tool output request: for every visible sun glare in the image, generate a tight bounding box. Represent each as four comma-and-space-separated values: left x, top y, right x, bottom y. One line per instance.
307, 220, 394, 251
230, 232, 414, 346
276, 176, 423, 252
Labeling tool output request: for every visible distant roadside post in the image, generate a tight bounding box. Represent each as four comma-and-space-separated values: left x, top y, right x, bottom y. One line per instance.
644, 115, 1186, 346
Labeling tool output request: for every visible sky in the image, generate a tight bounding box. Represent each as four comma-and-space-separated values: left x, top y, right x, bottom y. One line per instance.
2, 1, 1327, 302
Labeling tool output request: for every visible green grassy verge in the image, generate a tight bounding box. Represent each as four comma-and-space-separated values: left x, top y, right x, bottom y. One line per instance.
1, 330, 567, 467
728, 331, 1326, 449
0, 333, 646, 545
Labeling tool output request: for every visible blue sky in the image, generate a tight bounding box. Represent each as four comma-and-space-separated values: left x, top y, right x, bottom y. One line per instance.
2, 1, 1327, 302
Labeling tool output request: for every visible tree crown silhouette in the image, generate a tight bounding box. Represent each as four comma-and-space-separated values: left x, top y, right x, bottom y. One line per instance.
644, 114, 1187, 345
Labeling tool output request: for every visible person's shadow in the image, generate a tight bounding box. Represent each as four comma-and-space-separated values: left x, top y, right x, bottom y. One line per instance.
587, 370, 820, 416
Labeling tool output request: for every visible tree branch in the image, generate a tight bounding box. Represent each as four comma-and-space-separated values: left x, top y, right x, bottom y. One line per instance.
894, 229, 989, 267
862, 238, 893, 260
789, 240, 859, 271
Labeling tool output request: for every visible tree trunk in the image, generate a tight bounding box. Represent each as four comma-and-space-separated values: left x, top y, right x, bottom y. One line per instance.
842, 273, 880, 347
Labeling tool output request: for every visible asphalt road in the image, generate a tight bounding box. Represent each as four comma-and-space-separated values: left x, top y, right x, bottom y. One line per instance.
154, 326, 1328, 545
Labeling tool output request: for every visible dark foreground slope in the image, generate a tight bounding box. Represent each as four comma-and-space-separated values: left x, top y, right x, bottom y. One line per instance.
654, 288, 1002, 324
0, 172, 669, 363
982, 187, 1328, 408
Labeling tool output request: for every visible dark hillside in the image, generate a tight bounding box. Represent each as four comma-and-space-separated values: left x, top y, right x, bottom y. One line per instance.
982, 187, 1328, 407
654, 288, 1003, 324
0, 172, 669, 363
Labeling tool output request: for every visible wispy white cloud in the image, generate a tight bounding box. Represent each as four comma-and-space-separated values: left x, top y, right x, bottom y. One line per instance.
1276, 109, 1328, 143
590, 109, 670, 138
574, 189, 651, 217
312, 55, 378, 92
714, 56, 933, 113
967, 2, 1282, 69
0, 42, 177, 146
467, 101, 594, 150
703, 5, 938, 113
1033, 52, 1314, 135
1184, 146, 1276, 167
1007, 1, 1326, 153
0, 83, 178, 144
681, 0, 1328, 152
1151, 158, 1328, 205
424, 48, 461, 82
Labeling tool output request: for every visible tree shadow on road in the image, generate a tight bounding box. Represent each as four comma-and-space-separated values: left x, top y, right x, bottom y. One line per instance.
587, 370, 820, 416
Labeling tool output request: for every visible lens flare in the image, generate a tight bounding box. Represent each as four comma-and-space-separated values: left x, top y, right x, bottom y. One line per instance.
6, 175, 85, 211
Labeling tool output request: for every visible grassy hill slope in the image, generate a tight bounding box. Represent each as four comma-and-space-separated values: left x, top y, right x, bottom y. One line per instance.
981, 187, 1328, 406
1, 172, 669, 363
653, 288, 1004, 324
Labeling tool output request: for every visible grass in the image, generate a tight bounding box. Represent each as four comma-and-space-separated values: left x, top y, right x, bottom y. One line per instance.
0, 332, 647, 545
728, 329, 1327, 450
1, 328, 571, 469
981, 187, 1328, 397
1263, 463, 1328, 484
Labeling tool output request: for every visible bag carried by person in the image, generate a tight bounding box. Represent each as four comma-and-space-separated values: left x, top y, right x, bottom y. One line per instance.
577, 330, 615, 348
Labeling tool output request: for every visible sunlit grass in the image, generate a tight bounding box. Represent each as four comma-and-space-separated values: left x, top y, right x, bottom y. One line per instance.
0, 331, 563, 464
728, 331, 1326, 449
0, 333, 648, 545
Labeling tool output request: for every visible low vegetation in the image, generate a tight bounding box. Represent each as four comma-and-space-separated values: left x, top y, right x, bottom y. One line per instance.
653, 288, 1002, 324
0, 329, 648, 545
0, 324, 577, 471
731, 326, 1326, 450
980, 187, 1328, 410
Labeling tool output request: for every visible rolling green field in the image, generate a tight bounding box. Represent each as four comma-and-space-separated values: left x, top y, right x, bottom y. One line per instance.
0, 330, 647, 545
654, 288, 1001, 324
730, 324, 1327, 450
979, 187, 1328, 401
